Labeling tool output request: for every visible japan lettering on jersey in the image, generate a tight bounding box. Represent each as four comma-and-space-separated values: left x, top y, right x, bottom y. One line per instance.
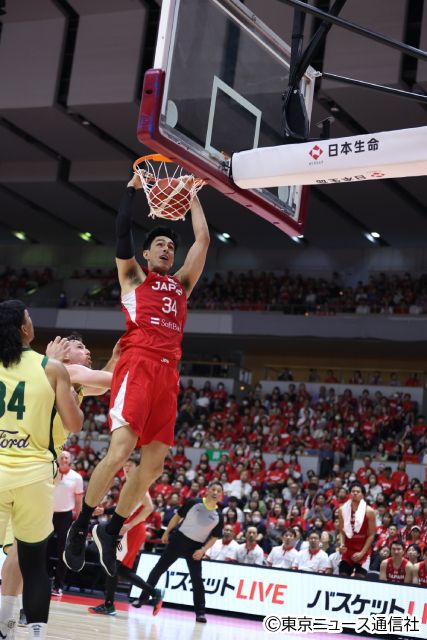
121, 272, 187, 361
386, 557, 408, 583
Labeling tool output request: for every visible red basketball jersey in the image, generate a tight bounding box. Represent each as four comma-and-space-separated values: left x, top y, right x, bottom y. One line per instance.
120, 272, 187, 361
386, 557, 408, 583
417, 561, 427, 586
343, 507, 371, 564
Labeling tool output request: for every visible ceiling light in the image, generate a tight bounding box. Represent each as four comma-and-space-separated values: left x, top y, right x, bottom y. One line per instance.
298, 234, 304, 239
222, 232, 230, 239
217, 233, 228, 243
79, 231, 92, 242
291, 236, 302, 243
364, 232, 376, 243
81, 119, 90, 126
13, 231, 27, 241
330, 105, 340, 113
371, 231, 380, 238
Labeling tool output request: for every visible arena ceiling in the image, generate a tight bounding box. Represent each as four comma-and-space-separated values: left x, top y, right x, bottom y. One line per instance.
0, 0, 426, 251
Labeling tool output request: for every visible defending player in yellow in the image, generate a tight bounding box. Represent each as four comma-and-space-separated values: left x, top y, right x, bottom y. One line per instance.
0, 300, 83, 640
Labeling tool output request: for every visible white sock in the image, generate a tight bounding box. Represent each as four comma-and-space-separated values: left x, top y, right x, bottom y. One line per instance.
29, 622, 47, 640
0, 595, 18, 624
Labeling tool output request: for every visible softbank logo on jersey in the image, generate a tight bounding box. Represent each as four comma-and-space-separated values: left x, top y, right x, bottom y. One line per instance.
0, 429, 30, 449
150, 317, 181, 332
161, 319, 181, 332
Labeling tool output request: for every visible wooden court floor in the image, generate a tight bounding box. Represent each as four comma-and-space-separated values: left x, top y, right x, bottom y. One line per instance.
10, 593, 358, 640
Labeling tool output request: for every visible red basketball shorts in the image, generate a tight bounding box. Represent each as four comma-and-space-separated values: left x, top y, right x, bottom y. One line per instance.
108, 351, 179, 447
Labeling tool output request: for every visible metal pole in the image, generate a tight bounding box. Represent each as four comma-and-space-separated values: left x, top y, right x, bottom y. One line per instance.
277, 0, 427, 62
289, 9, 306, 85
293, 0, 348, 84
322, 72, 427, 104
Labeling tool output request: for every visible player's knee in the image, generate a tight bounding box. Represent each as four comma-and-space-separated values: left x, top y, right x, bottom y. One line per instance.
105, 447, 131, 470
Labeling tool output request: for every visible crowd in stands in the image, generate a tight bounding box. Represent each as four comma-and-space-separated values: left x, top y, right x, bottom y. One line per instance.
63, 378, 427, 585
54, 268, 427, 315
186, 270, 427, 315
275, 367, 422, 387
0, 267, 53, 302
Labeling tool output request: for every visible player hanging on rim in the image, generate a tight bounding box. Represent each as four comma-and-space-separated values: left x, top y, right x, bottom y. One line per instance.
338, 481, 376, 578
64, 170, 210, 577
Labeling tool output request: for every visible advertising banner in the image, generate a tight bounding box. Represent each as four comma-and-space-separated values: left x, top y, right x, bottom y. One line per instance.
133, 554, 426, 637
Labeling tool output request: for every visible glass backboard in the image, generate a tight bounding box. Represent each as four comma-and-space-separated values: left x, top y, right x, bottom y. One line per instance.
137, 0, 317, 235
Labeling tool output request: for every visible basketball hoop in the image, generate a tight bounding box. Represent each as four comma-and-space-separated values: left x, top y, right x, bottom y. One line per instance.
133, 154, 206, 221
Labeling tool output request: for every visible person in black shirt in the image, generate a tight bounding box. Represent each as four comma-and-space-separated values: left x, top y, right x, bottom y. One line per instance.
133, 481, 223, 623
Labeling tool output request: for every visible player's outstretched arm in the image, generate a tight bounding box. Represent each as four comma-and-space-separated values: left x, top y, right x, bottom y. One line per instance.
46, 360, 84, 433
174, 194, 210, 297
116, 175, 147, 294
66, 364, 113, 396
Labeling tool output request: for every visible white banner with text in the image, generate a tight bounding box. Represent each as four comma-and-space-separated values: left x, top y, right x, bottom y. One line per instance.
132, 554, 426, 637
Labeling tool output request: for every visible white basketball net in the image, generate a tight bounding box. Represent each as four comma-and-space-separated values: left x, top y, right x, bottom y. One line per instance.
133, 156, 205, 221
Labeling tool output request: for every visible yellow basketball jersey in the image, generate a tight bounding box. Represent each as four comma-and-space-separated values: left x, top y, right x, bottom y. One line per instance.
0, 348, 56, 490
52, 385, 84, 456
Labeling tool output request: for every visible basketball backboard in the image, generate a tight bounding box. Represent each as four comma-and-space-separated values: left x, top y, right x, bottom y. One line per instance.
137, 0, 317, 236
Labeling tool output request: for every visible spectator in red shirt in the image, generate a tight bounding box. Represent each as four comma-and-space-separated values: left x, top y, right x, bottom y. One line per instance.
224, 508, 241, 537
412, 416, 427, 438
285, 505, 307, 531
266, 502, 285, 526
250, 461, 266, 490
173, 444, 188, 468
405, 373, 421, 387
356, 455, 374, 485
405, 482, 423, 509
153, 472, 174, 500
378, 466, 393, 496
391, 461, 409, 492
402, 445, 419, 464
375, 523, 399, 550
266, 459, 287, 488
300, 428, 318, 451
181, 480, 200, 502
376, 512, 393, 537
329, 487, 348, 512
325, 370, 339, 383
66, 434, 82, 458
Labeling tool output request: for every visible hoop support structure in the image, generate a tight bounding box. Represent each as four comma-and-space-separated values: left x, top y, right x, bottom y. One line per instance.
137, 68, 308, 237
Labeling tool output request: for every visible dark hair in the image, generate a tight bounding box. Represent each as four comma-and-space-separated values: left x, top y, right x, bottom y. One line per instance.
208, 481, 223, 491
391, 539, 405, 549
407, 543, 421, 556
283, 528, 296, 537
65, 332, 84, 342
0, 300, 27, 368
143, 226, 179, 251
349, 481, 366, 496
